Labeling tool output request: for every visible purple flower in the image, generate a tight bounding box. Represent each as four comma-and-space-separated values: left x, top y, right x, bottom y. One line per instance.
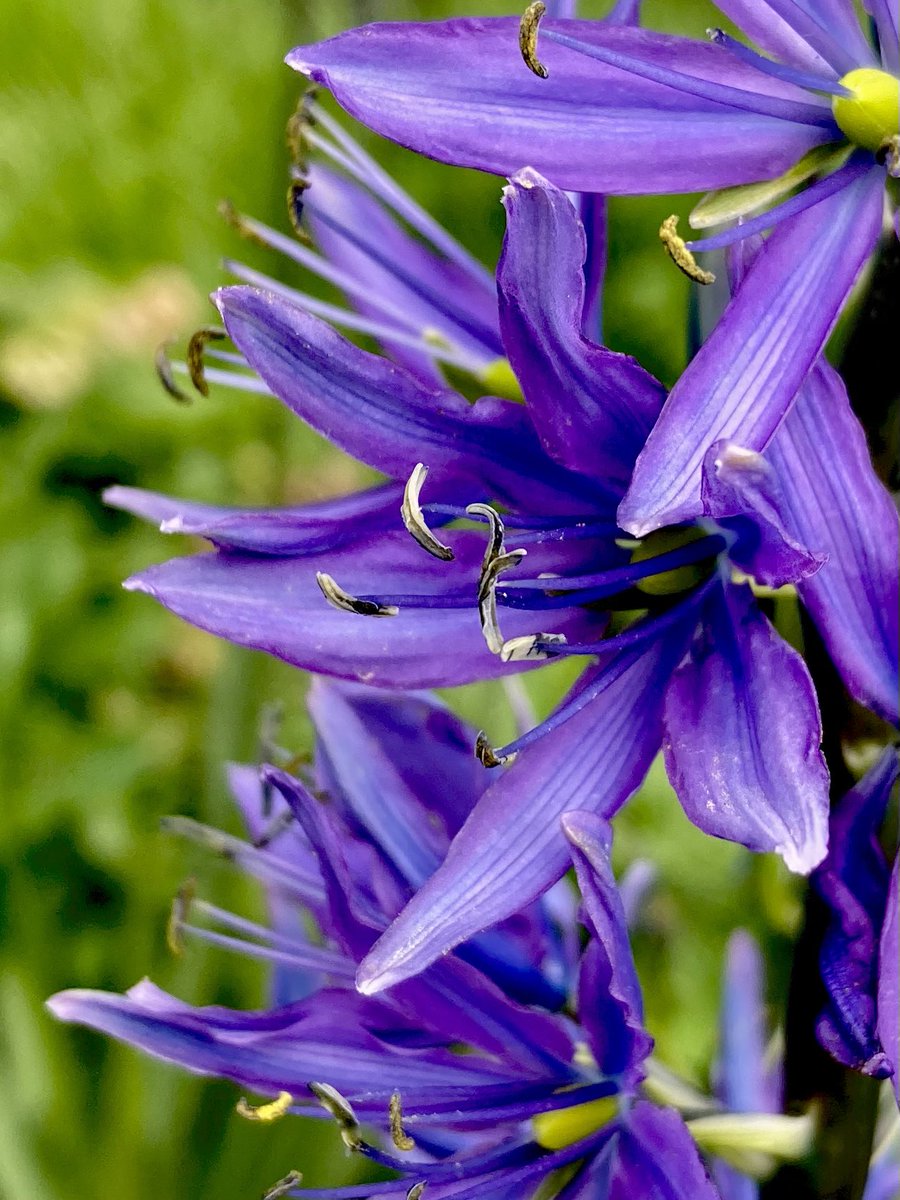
287, 3, 897, 533
812, 748, 900, 1101
48, 679, 730, 1199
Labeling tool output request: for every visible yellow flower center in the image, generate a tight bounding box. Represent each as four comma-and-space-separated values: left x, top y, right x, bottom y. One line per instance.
832, 68, 900, 152
532, 1095, 619, 1150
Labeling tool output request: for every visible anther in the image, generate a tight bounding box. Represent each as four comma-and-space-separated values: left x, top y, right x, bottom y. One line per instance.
187, 326, 228, 397
254, 809, 296, 850
407, 1185, 427, 1200
402, 464, 454, 561
263, 1170, 303, 1200
465, 502, 506, 571
287, 179, 313, 244
316, 572, 400, 617
154, 342, 190, 403
218, 199, 271, 249
877, 134, 900, 176
308, 1082, 363, 1150
500, 632, 568, 663
520, 2, 549, 78
389, 1092, 416, 1152
236, 1091, 294, 1123
166, 877, 196, 956
659, 215, 716, 285
475, 731, 516, 768
477, 549, 527, 655
286, 90, 317, 168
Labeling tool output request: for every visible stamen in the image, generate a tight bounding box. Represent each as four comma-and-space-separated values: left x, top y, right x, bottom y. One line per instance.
707, 29, 851, 98
500, 632, 568, 663
286, 90, 317, 168
186, 326, 228, 397
475, 731, 516, 769
263, 1171, 303, 1200
287, 178, 312, 243
477, 549, 528, 653
389, 1093, 416, 1152
659, 216, 716, 285
218, 198, 274, 250
253, 809, 296, 849
520, 2, 549, 79
316, 572, 400, 617
402, 465, 454, 561
878, 134, 900, 176
465, 503, 505, 572
406, 1185, 426, 1200
236, 1091, 294, 1123
166, 877, 196, 956
154, 342, 190, 403
308, 1082, 363, 1150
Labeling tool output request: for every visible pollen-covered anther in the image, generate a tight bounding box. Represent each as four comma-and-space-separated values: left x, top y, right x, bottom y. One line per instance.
475, 731, 516, 768
316, 572, 399, 617
406, 1185, 427, 1200
308, 1082, 363, 1150
166, 877, 197, 956
389, 1092, 416, 1151
402, 464, 454, 561
500, 632, 568, 663
519, 2, 548, 78
287, 177, 313, 244
466, 502, 506, 572
477, 549, 527, 654
186, 326, 228, 397
659, 215, 716, 285
236, 1090, 294, 1123
263, 1170, 303, 1200
154, 342, 190, 403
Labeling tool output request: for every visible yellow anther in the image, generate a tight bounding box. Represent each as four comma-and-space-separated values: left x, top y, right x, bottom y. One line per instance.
236, 1091, 294, 1123
520, 3, 548, 78
833, 68, 900, 152
532, 1095, 619, 1150
659, 216, 716, 285
390, 1092, 416, 1151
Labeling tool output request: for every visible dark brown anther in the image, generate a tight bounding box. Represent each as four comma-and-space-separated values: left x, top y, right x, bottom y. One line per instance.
520, 3, 549, 78
287, 178, 313, 244
389, 1092, 416, 1152
166, 877, 197, 956
154, 342, 191, 403
316, 572, 399, 617
286, 89, 318, 168
475, 731, 513, 768
403, 464, 454, 561
186, 326, 228, 397
263, 1170, 303, 1200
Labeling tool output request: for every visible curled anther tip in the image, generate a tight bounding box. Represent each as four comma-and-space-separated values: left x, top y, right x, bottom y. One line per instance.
402, 464, 454, 561
475, 731, 514, 768
236, 1091, 294, 1123
389, 1092, 416, 1152
316, 572, 399, 617
406, 1185, 427, 1200
308, 1082, 362, 1149
154, 342, 191, 403
500, 631, 568, 663
186, 326, 228, 397
477, 548, 528, 604
659, 215, 716, 286
166, 877, 197, 956
263, 1170, 303, 1200
520, 2, 549, 78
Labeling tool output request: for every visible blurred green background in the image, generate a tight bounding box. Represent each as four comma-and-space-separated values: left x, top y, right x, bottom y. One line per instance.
1, 2, 801, 1197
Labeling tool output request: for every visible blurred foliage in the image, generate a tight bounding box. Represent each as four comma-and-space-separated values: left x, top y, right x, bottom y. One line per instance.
1, 1, 801, 1198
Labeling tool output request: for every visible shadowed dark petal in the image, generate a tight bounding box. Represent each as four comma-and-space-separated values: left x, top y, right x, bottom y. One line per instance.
663, 582, 829, 873
105, 481, 407, 556
498, 169, 664, 486
878, 855, 899, 1099
765, 361, 900, 724
611, 1101, 721, 1199
125, 532, 606, 689
357, 631, 688, 994
216, 286, 599, 514
619, 165, 884, 536
287, 21, 831, 194
700, 441, 824, 587
813, 749, 898, 1077
563, 812, 653, 1079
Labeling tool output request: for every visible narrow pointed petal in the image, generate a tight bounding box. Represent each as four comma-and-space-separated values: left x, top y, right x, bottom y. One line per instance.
357, 631, 688, 994
105, 482, 406, 555
878, 855, 899, 1098
498, 168, 664, 485
288, 22, 832, 194
765, 361, 900, 723
619, 166, 884, 535
216, 286, 595, 512
611, 1101, 721, 1199
125, 531, 605, 689
717, 0, 873, 74
700, 441, 824, 587
813, 749, 898, 1077
663, 583, 830, 873
563, 811, 653, 1078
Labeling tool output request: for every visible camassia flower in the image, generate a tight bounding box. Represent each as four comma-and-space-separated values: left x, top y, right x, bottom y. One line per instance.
114, 155, 897, 995
287, 2, 899, 534
49, 678, 810, 1200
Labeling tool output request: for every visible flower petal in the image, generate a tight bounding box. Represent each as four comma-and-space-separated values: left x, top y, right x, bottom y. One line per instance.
498, 168, 664, 486
663, 582, 830, 873
287, 21, 832, 194
717, 930, 777, 1114
877, 854, 899, 1099
619, 165, 884, 535
611, 1101, 721, 1199
357, 632, 687, 994
765, 360, 900, 724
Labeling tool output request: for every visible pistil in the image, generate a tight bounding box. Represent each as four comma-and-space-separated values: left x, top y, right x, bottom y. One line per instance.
833, 69, 900, 152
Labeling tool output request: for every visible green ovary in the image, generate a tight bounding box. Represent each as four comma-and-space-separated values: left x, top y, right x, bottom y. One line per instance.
832, 68, 899, 152
532, 1095, 619, 1150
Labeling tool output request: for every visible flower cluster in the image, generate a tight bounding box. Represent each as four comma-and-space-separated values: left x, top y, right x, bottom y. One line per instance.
49, 2, 898, 1198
